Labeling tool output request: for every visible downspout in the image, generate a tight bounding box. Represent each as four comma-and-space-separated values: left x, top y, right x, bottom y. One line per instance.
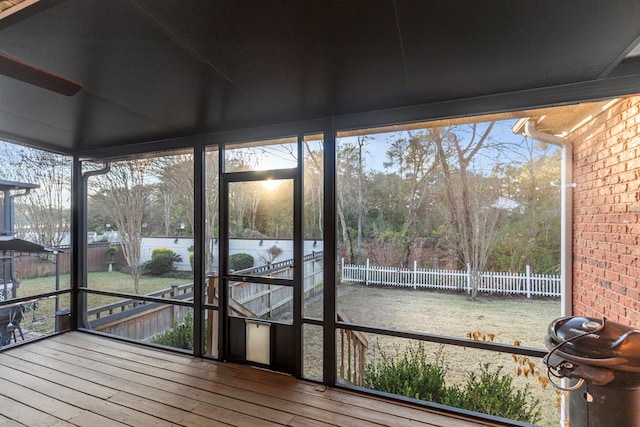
523, 121, 572, 427
7, 188, 33, 298
523, 121, 572, 319
76, 162, 111, 328
8, 188, 33, 235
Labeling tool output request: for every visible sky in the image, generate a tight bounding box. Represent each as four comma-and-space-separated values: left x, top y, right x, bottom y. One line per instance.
337, 119, 561, 175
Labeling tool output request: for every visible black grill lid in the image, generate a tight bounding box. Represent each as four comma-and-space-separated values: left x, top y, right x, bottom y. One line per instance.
546, 317, 640, 368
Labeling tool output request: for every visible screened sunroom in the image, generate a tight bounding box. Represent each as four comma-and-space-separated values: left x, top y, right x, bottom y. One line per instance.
0, 2, 640, 426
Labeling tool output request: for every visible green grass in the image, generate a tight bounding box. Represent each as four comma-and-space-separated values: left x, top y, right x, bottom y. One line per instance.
84, 271, 192, 308
11, 271, 192, 337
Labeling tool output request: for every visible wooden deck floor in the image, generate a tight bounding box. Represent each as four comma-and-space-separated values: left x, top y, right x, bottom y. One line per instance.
0, 332, 509, 427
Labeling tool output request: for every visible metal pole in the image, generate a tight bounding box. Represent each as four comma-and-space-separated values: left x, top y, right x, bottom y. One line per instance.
55, 250, 59, 331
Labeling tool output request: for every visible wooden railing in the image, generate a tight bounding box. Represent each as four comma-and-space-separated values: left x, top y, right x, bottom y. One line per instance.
233, 252, 322, 276
229, 253, 323, 318
337, 308, 368, 386
86, 254, 367, 386
87, 283, 194, 341
87, 282, 194, 321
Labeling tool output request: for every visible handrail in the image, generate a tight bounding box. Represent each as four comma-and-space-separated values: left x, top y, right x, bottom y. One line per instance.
337, 308, 368, 386
233, 252, 322, 276
87, 253, 323, 321
87, 282, 193, 319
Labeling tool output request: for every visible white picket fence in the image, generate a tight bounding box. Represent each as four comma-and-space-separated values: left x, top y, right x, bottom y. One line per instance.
341, 259, 561, 298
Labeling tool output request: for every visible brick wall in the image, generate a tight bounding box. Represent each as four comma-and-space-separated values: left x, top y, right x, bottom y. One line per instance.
572, 96, 640, 327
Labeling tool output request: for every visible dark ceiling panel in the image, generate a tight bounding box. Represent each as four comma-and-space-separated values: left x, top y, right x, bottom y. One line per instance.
0, 0, 638, 153
133, 1, 407, 121
0, 0, 262, 150
396, 0, 640, 101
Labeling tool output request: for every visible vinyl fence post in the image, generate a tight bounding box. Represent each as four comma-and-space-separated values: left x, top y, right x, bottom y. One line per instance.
341, 257, 344, 282
466, 263, 471, 294
526, 264, 531, 299
365, 258, 370, 285
413, 260, 417, 290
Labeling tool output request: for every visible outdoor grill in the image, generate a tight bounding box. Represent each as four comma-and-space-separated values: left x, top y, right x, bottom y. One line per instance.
544, 316, 640, 426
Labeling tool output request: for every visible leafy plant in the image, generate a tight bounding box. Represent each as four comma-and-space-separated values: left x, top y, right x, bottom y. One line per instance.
469, 330, 559, 410
363, 342, 541, 425
445, 364, 541, 424
364, 342, 449, 402
143, 248, 182, 276
229, 253, 254, 271
106, 245, 119, 263
187, 244, 195, 271
151, 311, 193, 350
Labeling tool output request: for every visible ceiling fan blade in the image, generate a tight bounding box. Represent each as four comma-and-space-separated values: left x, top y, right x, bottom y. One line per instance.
0, 52, 82, 96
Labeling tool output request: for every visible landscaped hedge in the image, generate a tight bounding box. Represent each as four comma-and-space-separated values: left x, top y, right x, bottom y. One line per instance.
143, 248, 182, 276
229, 253, 254, 271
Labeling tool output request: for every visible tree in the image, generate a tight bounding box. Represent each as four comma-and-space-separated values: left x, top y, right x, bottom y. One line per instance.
150, 151, 219, 273
0, 143, 71, 246
303, 140, 324, 239
154, 154, 194, 235
384, 130, 440, 266
433, 122, 500, 300
337, 139, 364, 263
90, 159, 155, 294
490, 143, 561, 274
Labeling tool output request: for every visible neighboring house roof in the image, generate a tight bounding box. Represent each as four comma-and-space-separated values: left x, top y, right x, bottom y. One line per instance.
492, 197, 521, 212
0, 236, 54, 253
0, 179, 39, 191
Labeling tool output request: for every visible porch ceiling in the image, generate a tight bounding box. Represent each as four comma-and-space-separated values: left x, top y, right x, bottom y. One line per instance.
0, 0, 640, 154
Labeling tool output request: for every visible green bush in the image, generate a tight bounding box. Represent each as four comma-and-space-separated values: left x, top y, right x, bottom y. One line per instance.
106, 245, 119, 263
151, 311, 193, 350
188, 245, 195, 271
229, 253, 254, 271
363, 342, 541, 425
364, 342, 449, 402
445, 364, 541, 423
143, 248, 182, 276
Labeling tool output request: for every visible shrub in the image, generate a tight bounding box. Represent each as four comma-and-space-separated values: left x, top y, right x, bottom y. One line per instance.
151, 311, 193, 350
364, 342, 449, 402
363, 342, 541, 425
445, 364, 541, 424
229, 253, 254, 271
259, 245, 283, 265
188, 245, 195, 271
106, 245, 119, 263
143, 248, 182, 276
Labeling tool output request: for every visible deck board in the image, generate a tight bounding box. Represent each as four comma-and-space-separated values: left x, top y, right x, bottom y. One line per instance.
0, 332, 509, 427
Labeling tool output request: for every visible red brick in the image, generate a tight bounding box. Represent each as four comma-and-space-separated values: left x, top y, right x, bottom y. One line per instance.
573, 95, 640, 327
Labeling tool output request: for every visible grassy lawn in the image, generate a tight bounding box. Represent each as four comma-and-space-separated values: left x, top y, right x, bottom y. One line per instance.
84, 271, 193, 308
9, 271, 192, 338
332, 283, 562, 427
21, 271, 191, 295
